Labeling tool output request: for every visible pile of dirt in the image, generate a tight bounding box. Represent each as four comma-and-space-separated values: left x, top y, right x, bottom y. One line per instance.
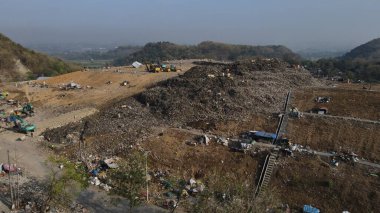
44, 59, 323, 157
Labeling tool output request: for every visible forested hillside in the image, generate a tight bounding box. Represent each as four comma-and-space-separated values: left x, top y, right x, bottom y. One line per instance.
0, 33, 81, 81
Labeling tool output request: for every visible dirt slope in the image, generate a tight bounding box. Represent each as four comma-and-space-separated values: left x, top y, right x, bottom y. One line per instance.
272, 156, 380, 213
287, 116, 380, 162
293, 87, 380, 120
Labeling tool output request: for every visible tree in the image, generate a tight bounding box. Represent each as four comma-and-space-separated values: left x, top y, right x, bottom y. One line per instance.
108, 152, 146, 209
43, 156, 88, 211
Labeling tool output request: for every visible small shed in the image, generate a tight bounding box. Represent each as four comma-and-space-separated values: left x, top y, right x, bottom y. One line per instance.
132, 61, 143, 68
243, 131, 277, 142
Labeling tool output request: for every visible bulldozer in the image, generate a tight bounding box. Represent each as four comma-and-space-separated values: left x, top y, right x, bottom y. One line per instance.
9, 114, 36, 133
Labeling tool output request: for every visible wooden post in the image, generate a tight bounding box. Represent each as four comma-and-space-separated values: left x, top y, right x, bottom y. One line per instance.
7, 150, 14, 209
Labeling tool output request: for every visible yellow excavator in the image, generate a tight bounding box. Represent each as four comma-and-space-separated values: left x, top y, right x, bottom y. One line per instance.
146, 64, 163, 73
146, 64, 180, 73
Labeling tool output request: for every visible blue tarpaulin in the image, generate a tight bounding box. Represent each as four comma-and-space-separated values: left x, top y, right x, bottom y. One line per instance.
303, 205, 320, 213
252, 131, 277, 140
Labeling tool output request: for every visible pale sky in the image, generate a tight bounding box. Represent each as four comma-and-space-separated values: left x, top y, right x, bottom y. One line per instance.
0, 0, 380, 51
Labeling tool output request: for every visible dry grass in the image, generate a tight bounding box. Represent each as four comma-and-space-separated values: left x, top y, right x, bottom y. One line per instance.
287, 116, 380, 161
292, 87, 380, 120
272, 156, 380, 213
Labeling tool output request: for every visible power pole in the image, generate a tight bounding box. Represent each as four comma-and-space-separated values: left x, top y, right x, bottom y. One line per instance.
15, 150, 20, 209
7, 150, 14, 209
145, 151, 151, 203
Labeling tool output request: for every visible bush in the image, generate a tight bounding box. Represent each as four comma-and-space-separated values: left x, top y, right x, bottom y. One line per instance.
108, 151, 146, 209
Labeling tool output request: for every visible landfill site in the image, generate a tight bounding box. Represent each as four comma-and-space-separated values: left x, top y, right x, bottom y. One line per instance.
0, 59, 379, 213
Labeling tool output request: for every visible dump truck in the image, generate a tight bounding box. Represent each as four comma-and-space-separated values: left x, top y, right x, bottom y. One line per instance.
9, 114, 36, 133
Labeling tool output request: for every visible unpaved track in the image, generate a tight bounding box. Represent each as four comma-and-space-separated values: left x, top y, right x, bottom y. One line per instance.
0, 64, 194, 179
0, 108, 98, 178
0, 131, 48, 178
303, 112, 380, 124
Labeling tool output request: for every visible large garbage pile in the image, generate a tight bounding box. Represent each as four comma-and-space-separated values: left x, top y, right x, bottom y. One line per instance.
137, 59, 322, 124
44, 59, 323, 156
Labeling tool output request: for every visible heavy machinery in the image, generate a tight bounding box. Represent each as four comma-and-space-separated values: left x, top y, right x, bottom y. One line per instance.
161, 64, 171, 72
14, 103, 34, 117
0, 91, 9, 100
162, 64, 180, 72
21, 103, 34, 116
146, 63, 179, 72
170, 64, 178, 72
146, 64, 163, 73
9, 114, 35, 133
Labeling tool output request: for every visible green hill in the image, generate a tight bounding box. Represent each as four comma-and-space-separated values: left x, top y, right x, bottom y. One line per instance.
0, 33, 81, 81
113, 41, 301, 66
343, 38, 380, 61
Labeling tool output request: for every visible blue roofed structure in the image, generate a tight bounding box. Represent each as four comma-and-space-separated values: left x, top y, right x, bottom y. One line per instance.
251, 131, 277, 140
303, 205, 320, 213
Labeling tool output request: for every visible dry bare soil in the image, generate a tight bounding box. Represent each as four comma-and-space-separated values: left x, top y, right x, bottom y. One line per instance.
292, 85, 380, 120
287, 115, 380, 161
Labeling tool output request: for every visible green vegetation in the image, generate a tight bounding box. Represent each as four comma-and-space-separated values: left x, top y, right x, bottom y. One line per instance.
303, 58, 380, 82
53, 46, 141, 61
66, 59, 113, 69
0, 33, 81, 81
343, 38, 380, 61
113, 41, 301, 66
190, 170, 281, 213
43, 156, 88, 210
302, 38, 380, 82
108, 152, 146, 209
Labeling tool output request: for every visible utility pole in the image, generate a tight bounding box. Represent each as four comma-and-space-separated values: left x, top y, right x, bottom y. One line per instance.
7, 150, 14, 209
145, 151, 151, 203
15, 150, 20, 209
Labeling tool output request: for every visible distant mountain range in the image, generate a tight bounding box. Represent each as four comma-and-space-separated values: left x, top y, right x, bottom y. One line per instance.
343, 38, 380, 61
297, 49, 347, 60
112, 41, 301, 66
304, 37, 380, 82
52, 45, 141, 61
0, 33, 80, 81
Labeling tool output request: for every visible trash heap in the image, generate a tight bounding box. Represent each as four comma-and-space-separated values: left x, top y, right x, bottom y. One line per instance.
86, 156, 119, 192
61, 82, 82, 90
137, 59, 322, 124
151, 170, 206, 209
44, 59, 323, 157
0, 163, 19, 174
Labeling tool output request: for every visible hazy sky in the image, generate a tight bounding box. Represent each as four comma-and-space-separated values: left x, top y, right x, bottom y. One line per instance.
1, 0, 380, 51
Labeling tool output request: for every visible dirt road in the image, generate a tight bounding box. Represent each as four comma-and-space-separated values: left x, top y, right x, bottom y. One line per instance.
0, 63, 194, 179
